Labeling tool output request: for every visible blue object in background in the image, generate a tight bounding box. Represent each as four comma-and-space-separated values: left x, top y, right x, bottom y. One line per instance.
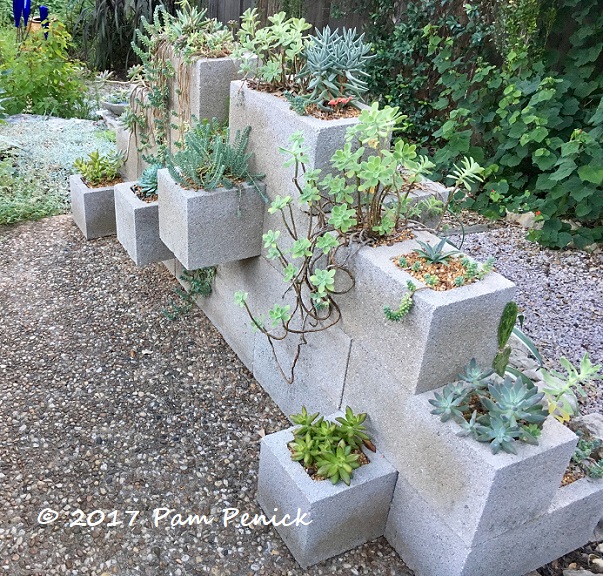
13, 0, 24, 27
39, 5, 49, 38
23, 0, 31, 26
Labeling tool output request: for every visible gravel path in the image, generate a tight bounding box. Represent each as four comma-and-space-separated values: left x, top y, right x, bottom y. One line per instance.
0, 216, 411, 576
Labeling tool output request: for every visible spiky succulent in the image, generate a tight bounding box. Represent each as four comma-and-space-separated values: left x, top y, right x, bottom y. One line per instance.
291, 406, 322, 437
413, 238, 460, 265
298, 26, 372, 111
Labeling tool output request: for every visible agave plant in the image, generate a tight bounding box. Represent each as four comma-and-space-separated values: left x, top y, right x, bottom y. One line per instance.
413, 238, 460, 265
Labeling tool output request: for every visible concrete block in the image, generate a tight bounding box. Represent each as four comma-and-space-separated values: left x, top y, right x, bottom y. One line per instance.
189, 257, 266, 372
253, 318, 352, 418
386, 474, 603, 576
380, 390, 578, 547
338, 230, 516, 395
114, 181, 173, 266
157, 169, 266, 270
69, 174, 117, 240
168, 52, 248, 149
115, 126, 141, 182
228, 81, 366, 263
258, 423, 398, 569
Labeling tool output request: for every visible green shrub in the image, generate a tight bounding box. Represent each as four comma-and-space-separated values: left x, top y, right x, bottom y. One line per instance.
0, 21, 91, 118
429, 0, 603, 248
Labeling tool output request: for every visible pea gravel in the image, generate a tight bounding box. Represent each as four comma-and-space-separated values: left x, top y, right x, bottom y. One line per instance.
0, 216, 412, 576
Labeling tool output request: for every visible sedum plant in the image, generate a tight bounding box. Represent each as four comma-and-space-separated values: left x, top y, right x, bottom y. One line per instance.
429, 360, 548, 455
288, 406, 374, 486
74, 151, 124, 187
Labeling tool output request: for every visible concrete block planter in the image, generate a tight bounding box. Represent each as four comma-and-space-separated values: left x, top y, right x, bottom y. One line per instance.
167, 52, 248, 149
157, 169, 266, 270
386, 472, 603, 576
339, 230, 516, 397
258, 421, 398, 569
379, 388, 603, 576
115, 126, 141, 182
228, 81, 368, 260
114, 181, 173, 266
70, 174, 118, 240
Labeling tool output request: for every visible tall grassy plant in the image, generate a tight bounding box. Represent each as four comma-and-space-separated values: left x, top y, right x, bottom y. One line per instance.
69, 0, 170, 72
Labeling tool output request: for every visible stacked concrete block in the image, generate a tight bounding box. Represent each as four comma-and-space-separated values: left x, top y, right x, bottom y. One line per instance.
114, 182, 173, 266
167, 52, 247, 150
115, 126, 141, 182
386, 472, 603, 576
70, 175, 117, 240
339, 230, 516, 396
379, 389, 603, 576
258, 421, 398, 569
228, 81, 369, 261
157, 169, 266, 270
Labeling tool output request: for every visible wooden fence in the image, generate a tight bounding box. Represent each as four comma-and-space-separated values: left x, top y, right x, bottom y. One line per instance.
205, 0, 367, 30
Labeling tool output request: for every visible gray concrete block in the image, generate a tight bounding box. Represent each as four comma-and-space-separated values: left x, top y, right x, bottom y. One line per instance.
258, 424, 398, 569
337, 230, 516, 395
114, 181, 174, 266
168, 53, 248, 149
385, 474, 603, 576
115, 126, 140, 182
228, 81, 366, 263
157, 169, 266, 270
69, 174, 117, 240
383, 391, 578, 547
253, 319, 351, 418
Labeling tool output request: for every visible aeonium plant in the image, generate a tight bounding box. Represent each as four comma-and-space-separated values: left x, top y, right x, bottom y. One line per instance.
288, 406, 375, 486
235, 103, 484, 382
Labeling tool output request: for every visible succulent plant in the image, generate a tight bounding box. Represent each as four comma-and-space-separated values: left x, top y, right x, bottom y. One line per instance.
315, 439, 361, 485
428, 383, 468, 422
298, 25, 372, 111
458, 358, 494, 387
74, 150, 124, 186
288, 406, 373, 486
413, 238, 460, 264
335, 406, 370, 450
456, 410, 478, 438
475, 414, 521, 455
291, 406, 322, 437
480, 376, 548, 426
289, 433, 320, 468
138, 164, 161, 198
